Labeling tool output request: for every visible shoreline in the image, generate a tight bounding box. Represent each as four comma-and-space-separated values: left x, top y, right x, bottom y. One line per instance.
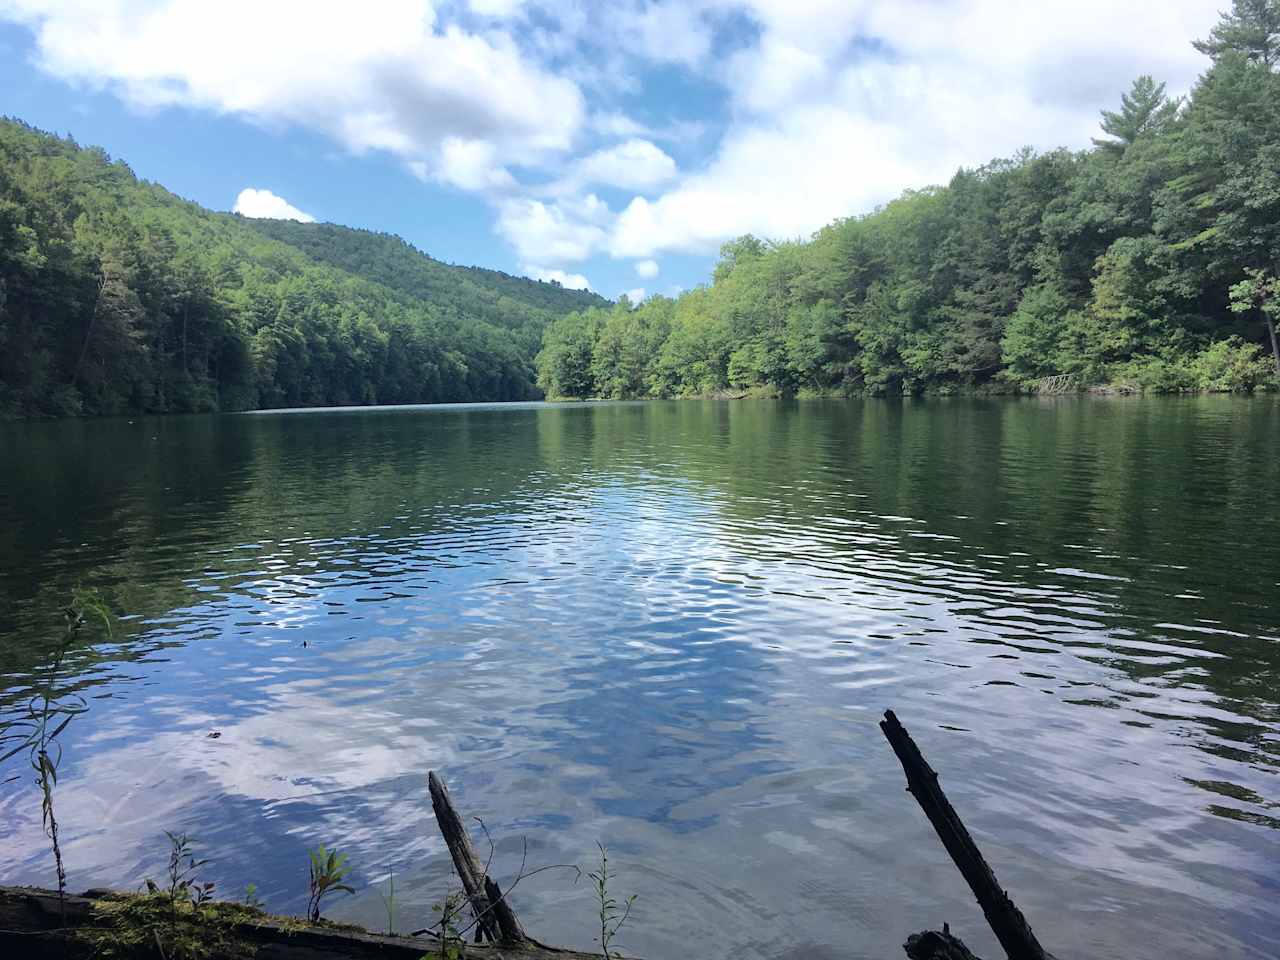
3, 385, 1277, 422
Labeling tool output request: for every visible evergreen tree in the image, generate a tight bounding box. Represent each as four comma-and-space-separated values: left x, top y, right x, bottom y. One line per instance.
1092, 76, 1180, 154
1193, 0, 1280, 68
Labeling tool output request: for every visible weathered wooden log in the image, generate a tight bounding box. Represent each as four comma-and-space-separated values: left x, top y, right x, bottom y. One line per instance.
428, 770, 526, 944
485, 874, 527, 944
428, 770, 500, 943
879, 710, 1053, 960
0, 885, 596, 960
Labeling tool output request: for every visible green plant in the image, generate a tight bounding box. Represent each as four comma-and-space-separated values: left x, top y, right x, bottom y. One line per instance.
307, 844, 355, 921
0, 598, 95, 909
71, 586, 114, 638
148, 831, 214, 909
377, 868, 396, 935
587, 843, 636, 960
1192, 336, 1272, 392
430, 889, 467, 960
243, 883, 263, 909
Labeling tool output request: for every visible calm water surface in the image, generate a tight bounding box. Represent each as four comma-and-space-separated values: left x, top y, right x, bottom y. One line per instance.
1, 398, 1277, 959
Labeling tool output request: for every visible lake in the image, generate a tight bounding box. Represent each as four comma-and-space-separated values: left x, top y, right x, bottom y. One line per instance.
1, 398, 1277, 959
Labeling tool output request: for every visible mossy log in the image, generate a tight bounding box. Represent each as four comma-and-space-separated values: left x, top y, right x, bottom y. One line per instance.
0, 885, 606, 960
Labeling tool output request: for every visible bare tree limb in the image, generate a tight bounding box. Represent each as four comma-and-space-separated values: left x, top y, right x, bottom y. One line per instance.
880, 710, 1054, 960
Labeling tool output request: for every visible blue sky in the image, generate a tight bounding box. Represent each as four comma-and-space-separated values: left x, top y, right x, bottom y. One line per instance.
0, 1, 1220, 303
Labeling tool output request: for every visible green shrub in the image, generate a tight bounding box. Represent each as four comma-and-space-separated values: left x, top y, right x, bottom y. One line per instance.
1191, 337, 1272, 392
1104, 353, 1196, 393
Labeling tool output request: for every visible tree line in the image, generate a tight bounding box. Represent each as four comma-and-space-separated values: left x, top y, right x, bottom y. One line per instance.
537, 2, 1280, 399
0, 121, 603, 418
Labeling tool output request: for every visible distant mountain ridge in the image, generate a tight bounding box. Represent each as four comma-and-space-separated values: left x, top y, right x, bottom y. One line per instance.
0, 117, 606, 417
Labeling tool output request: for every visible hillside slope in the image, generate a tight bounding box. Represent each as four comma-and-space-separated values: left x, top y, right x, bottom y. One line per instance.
0, 118, 602, 417
243, 219, 606, 354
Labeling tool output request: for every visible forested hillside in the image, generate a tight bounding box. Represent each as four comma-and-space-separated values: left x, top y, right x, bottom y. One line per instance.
0, 119, 602, 417
538, 7, 1280, 399
243, 219, 605, 359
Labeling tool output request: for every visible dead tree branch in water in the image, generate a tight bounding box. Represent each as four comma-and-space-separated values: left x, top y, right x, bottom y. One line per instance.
881, 709, 1055, 960
427, 770, 527, 944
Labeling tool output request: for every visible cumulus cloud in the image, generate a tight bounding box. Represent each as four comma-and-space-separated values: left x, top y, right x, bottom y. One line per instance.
572, 138, 677, 191
2, 0, 582, 183
635, 259, 659, 279
233, 187, 315, 222
622, 287, 646, 303
495, 194, 610, 263
436, 137, 516, 191
525, 265, 593, 290
490, 0, 1222, 263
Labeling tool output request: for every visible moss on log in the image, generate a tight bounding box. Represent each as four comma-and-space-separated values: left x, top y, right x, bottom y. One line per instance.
0, 885, 606, 960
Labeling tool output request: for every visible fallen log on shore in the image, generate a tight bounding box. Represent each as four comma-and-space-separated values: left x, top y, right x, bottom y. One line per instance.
0, 884, 601, 960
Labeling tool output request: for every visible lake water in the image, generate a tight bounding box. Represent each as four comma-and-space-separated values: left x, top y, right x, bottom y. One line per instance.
1, 398, 1277, 959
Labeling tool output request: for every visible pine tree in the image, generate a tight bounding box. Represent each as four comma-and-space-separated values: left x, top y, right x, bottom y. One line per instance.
1193, 0, 1280, 68
1092, 76, 1179, 154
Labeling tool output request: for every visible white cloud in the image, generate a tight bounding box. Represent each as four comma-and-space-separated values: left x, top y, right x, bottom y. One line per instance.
436, 137, 515, 191
496, 194, 610, 263
517, 0, 1221, 262
622, 287, 646, 303
635, 259, 659, 279
616, 1, 715, 67
572, 138, 677, 191
3, 0, 583, 182
525, 265, 593, 290
232, 187, 315, 222
589, 111, 707, 145
590, 111, 651, 139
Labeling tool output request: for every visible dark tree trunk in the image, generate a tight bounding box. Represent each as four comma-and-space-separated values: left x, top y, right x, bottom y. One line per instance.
70, 273, 107, 388
1265, 313, 1280, 377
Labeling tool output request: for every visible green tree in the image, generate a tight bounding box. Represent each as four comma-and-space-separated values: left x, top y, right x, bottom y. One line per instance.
1000, 280, 1077, 381
535, 308, 602, 398
1193, 0, 1280, 67
1092, 76, 1180, 154
1229, 269, 1280, 375
0, 117, 592, 417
